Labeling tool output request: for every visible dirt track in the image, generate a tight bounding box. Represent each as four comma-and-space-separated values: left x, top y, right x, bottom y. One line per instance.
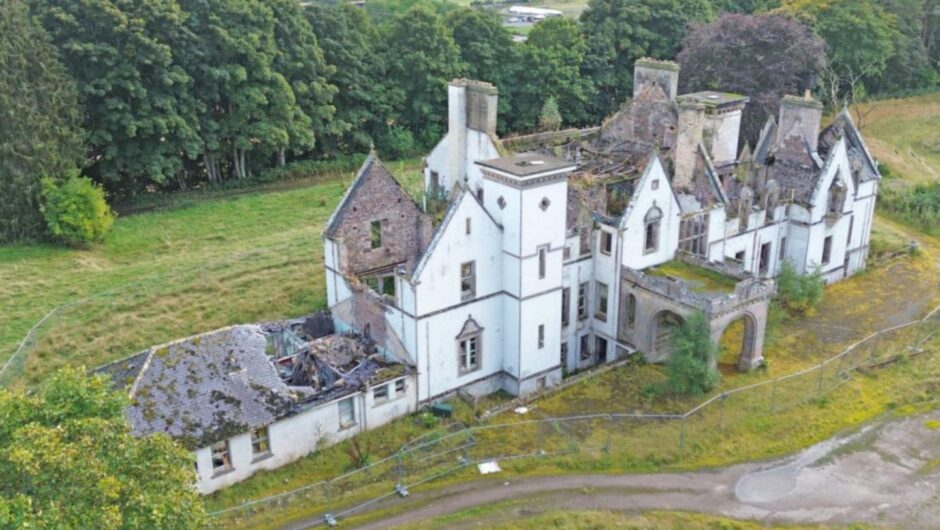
329, 411, 940, 530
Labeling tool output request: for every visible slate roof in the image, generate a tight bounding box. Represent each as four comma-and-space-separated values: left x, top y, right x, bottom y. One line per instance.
108, 326, 317, 450
818, 110, 880, 183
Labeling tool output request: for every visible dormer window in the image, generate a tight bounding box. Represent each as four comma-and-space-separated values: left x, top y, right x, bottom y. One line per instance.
644, 206, 662, 254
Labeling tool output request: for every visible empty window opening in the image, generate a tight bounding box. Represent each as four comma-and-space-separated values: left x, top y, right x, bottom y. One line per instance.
538, 246, 547, 278
579, 334, 591, 360
595, 282, 608, 321
538, 325, 545, 349
561, 342, 568, 366
600, 230, 613, 255
596, 336, 608, 363
822, 235, 833, 265
679, 213, 708, 257
211, 441, 232, 473
734, 250, 745, 263
779, 237, 787, 260
644, 207, 662, 254
370, 220, 382, 249
759, 242, 771, 276
460, 261, 476, 301
395, 378, 406, 395
251, 427, 270, 457
338, 397, 356, 429
561, 288, 570, 326
465, 217, 471, 235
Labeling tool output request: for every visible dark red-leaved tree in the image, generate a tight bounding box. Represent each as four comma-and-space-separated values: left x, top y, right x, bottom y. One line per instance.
677, 13, 827, 147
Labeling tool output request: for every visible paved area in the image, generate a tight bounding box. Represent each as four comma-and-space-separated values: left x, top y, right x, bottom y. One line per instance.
338, 411, 940, 529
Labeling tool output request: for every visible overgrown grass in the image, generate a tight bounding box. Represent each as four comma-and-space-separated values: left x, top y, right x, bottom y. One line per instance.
647, 260, 738, 293
0, 160, 425, 386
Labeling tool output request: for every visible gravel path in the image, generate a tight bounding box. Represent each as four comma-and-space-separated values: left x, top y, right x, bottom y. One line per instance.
331, 411, 940, 530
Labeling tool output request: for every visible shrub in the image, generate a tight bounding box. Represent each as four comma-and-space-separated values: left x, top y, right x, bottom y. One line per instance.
775, 261, 824, 315
664, 311, 719, 397
538, 97, 563, 132
375, 126, 417, 160
40, 172, 114, 246
877, 181, 940, 234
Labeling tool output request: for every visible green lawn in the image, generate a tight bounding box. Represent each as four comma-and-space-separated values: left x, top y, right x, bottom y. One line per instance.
0, 160, 425, 386
855, 92, 940, 187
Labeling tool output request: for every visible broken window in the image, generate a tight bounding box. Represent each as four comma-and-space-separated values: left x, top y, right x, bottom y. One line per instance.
734, 250, 745, 264
251, 427, 270, 457
460, 261, 476, 301
644, 207, 662, 254
538, 246, 547, 279
828, 178, 845, 216
458, 335, 479, 373
577, 282, 588, 320
678, 213, 708, 257
560, 342, 568, 365
395, 378, 406, 395
595, 282, 608, 321
822, 235, 833, 265
561, 288, 570, 327
370, 220, 382, 249
538, 324, 545, 349
600, 230, 613, 255
211, 441, 232, 473
579, 334, 591, 360
373, 384, 389, 403
338, 397, 356, 429
759, 242, 771, 276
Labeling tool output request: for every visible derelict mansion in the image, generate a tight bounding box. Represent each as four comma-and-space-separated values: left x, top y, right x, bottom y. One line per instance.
324, 58, 880, 402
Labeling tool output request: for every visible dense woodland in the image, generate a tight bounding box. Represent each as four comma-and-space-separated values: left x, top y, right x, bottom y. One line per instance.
2, 0, 940, 242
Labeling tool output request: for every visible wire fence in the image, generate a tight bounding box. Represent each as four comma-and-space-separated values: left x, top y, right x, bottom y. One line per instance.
210, 302, 940, 529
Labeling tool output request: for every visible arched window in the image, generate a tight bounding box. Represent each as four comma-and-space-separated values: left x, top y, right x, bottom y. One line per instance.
828, 177, 846, 216
644, 206, 662, 254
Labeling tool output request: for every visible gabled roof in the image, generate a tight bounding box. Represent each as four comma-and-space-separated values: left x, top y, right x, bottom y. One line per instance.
818, 109, 880, 182
619, 155, 680, 230
410, 186, 501, 282
324, 153, 421, 239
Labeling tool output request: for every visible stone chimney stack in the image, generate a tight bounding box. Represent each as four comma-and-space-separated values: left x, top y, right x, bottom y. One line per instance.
633, 58, 679, 102
673, 99, 706, 190
446, 79, 499, 185
776, 91, 823, 155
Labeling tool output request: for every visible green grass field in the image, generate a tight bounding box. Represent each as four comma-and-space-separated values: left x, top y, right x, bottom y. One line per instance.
855, 92, 940, 187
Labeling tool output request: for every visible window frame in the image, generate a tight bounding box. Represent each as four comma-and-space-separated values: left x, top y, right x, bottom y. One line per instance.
600, 230, 613, 255
595, 281, 608, 321
561, 287, 570, 327
250, 427, 272, 460
577, 282, 588, 320
338, 397, 356, 430
394, 378, 406, 395
373, 383, 390, 404
458, 335, 480, 374
211, 440, 233, 476
822, 235, 833, 265
644, 207, 662, 255
460, 261, 476, 301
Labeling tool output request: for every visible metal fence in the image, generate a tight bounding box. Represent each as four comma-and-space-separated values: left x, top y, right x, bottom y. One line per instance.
211, 303, 940, 529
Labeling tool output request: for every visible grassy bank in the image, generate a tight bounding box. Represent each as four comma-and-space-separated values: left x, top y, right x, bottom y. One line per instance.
855, 92, 940, 187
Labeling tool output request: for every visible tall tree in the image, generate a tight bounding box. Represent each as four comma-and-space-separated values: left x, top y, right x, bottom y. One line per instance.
580, 0, 714, 121
306, 3, 392, 153
677, 13, 827, 145
180, 0, 299, 181
781, 0, 900, 103
0, 368, 207, 528
380, 5, 465, 147
512, 17, 592, 131
263, 0, 337, 165
867, 0, 938, 95
0, 0, 84, 242
31, 0, 201, 196
447, 8, 518, 134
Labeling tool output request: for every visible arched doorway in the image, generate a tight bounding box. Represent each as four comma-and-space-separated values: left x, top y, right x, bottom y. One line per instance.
717, 314, 758, 373
649, 310, 685, 361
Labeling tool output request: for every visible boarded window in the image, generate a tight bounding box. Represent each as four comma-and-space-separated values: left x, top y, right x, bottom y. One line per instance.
338, 397, 356, 428
595, 282, 608, 321
211, 441, 232, 473
460, 261, 476, 301
251, 427, 270, 456
370, 220, 382, 249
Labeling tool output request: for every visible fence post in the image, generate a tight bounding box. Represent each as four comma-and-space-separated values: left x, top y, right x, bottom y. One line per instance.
817, 362, 825, 394
770, 378, 778, 414
678, 416, 686, 452
718, 393, 726, 431
604, 414, 613, 454
870, 332, 880, 365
